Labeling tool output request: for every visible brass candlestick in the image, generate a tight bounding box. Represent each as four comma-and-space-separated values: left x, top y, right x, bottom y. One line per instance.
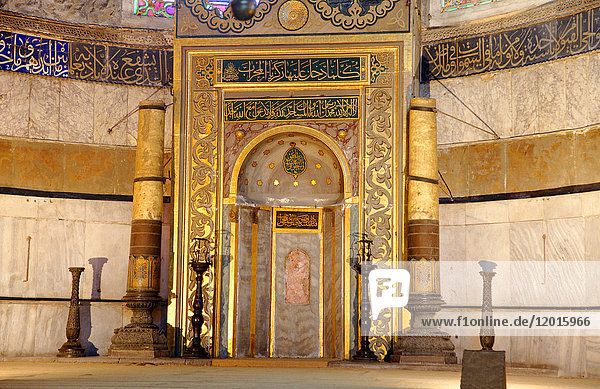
352, 238, 378, 362
479, 261, 497, 351
58, 267, 85, 358
184, 238, 212, 358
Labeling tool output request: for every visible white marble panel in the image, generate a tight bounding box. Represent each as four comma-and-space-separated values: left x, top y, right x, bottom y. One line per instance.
581, 191, 600, 217
510, 221, 545, 262
439, 262, 467, 305
588, 52, 600, 126
565, 55, 590, 129
585, 337, 600, 377
558, 336, 586, 377
33, 302, 69, 356
584, 216, 600, 262
59, 79, 94, 143
511, 66, 539, 136
161, 88, 173, 150
32, 219, 86, 298
544, 194, 582, 220
93, 83, 128, 146
429, 82, 453, 144
85, 302, 124, 356
508, 197, 544, 222
537, 61, 566, 133
546, 218, 584, 262
0, 216, 38, 297
584, 217, 600, 305
0, 194, 38, 218
0, 303, 37, 356
126, 86, 161, 147
83, 222, 130, 300
439, 203, 466, 226
440, 225, 465, 262
85, 200, 132, 224
29, 77, 60, 140
509, 221, 546, 306
448, 76, 490, 143
38, 198, 86, 221
481, 71, 512, 138
0, 72, 30, 137
466, 201, 509, 224
465, 223, 510, 262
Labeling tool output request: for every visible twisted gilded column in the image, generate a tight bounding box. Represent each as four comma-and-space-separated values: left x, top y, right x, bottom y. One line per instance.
391, 97, 456, 364
109, 101, 169, 358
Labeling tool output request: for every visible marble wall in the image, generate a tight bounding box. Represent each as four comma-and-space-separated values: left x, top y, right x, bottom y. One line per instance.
0, 72, 173, 149
0, 194, 172, 356
0, 0, 174, 30
440, 192, 600, 377
425, 51, 600, 145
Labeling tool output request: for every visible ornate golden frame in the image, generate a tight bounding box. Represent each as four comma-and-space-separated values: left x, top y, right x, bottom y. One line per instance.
171, 35, 409, 360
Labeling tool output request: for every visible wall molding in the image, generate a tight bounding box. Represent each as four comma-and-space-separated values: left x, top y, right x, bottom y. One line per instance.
0, 10, 173, 48
440, 182, 600, 204
422, 0, 600, 43
0, 187, 172, 203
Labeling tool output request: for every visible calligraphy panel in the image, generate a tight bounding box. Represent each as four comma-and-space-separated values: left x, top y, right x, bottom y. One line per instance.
422, 6, 600, 81
69, 42, 107, 81
223, 97, 359, 122
10, 33, 69, 78
216, 57, 367, 85
275, 210, 320, 231
0, 29, 172, 87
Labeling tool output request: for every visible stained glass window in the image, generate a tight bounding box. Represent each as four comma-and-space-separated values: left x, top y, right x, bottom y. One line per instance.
134, 0, 175, 18
442, 0, 502, 12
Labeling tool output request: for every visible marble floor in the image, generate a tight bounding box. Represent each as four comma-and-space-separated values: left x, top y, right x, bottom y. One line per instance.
1, 362, 600, 388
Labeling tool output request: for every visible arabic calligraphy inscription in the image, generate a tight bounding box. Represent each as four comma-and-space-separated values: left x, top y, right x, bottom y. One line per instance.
216, 57, 367, 84
224, 97, 359, 122
275, 210, 320, 230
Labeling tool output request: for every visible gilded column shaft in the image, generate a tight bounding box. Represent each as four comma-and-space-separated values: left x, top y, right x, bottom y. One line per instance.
392, 97, 456, 364
126, 101, 166, 299
109, 100, 169, 358
407, 97, 439, 264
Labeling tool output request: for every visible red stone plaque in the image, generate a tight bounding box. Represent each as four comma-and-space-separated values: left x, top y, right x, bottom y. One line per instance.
285, 249, 310, 305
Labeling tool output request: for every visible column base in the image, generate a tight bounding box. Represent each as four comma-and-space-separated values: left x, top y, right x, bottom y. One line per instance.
108, 325, 169, 359
57, 341, 85, 358
390, 336, 457, 364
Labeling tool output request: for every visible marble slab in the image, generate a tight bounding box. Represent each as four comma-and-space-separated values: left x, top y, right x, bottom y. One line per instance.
29, 77, 60, 140
59, 80, 94, 143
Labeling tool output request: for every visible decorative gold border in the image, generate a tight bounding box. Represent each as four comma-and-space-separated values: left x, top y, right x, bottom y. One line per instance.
0, 10, 173, 48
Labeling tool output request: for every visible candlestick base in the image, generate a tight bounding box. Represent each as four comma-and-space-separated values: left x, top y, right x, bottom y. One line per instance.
57, 341, 85, 358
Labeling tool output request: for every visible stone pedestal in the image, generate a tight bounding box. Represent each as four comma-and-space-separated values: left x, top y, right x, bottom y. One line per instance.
460, 350, 506, 389
391, 98, 456, 364
109, 101, 168, 358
